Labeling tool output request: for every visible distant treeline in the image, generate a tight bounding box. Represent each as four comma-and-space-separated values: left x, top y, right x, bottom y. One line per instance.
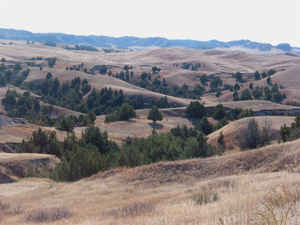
0, 28, 293, 51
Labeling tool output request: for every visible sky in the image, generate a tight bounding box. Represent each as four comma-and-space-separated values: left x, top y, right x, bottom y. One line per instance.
0, 0, 299, 46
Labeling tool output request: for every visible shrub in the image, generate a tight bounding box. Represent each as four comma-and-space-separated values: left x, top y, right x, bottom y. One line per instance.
192, 189, 219, 205
25, 207, 72, 223
0, 201, 10, 212
105, 202, 155, 218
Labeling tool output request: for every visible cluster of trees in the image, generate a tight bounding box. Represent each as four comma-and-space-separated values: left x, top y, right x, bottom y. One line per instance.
232, 69, 285, 103
25, 75, 175, 117
181, 62, 201, 71
147, 106, 163, 125
112, 67, 205, 99
20, 127, 118, 181
199, 74, 234, 97
280, 116, 300, 142
64, 45, 99, 52
254, 69, 277, 81
2, 89, 95, 129
56, 113, 96, 131
0, 63, 30, 87
105, 103, 136, 123
234, 83, 286, 103
26, 75, 91, 111
66, 63, 85, 71
19, 125, 220, 181
30, 57, 44, 60
46, 57, 57, 68
152, 66, 161, 74
2, 90, 42, 119
91, 65, 111, 75
185, 102, 254, 135
238, 119, 272, 149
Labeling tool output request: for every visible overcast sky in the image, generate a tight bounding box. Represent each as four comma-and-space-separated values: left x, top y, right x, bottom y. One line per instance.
1, 0, 299, 46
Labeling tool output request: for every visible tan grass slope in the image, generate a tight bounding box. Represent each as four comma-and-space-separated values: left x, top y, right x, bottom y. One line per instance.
207, 116, 295, 149
1, 138, 300, 224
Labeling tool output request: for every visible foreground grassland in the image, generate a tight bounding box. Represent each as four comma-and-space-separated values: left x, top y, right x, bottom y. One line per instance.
1, 138, 300, 224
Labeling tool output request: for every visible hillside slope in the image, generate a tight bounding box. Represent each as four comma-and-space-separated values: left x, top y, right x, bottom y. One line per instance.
1, 139, 300, 224
207, 116, 295, 149
0, 153, 58, 183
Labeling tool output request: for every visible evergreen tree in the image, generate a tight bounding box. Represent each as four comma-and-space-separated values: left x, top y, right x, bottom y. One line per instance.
186, 102, 206, 119
148, 106, 163, 125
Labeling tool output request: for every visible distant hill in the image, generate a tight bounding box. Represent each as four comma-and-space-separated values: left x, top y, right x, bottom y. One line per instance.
0, 28, 294, 51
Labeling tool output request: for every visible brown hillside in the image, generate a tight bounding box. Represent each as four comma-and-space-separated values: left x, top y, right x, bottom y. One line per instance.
0, 153, 58, 183
207, 116, 295, 149
1, 139, 300, 224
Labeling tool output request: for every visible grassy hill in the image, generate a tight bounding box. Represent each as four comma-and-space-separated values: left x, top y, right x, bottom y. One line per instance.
207, 116, 295, 149
1, 139, 300, 224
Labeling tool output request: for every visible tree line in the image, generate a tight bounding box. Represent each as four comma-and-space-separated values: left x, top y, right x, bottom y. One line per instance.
19, 125, 221, 182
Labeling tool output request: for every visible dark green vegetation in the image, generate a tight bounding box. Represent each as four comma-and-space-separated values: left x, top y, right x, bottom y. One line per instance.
185, 101, 254, 135
64, 45, 99, 52
0, 63, 29, 86
2, 90, 95, 129
114, 68, 205, 99
238, 119, 272, 150
105, 103, 136, 123
19, 126, 220, 181
234, 84, 286, 103
0, 61, 177, 127
233, 69, 286, 103
280, 116, 300, 142
180, 62, 202, 71
24, 76, 176, 116
147, 106, 163, 124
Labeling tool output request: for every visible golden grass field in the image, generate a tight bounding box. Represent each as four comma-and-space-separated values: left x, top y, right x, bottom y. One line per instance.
1, 139, 300, 224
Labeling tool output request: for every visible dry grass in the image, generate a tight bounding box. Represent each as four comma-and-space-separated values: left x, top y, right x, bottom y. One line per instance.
1, 138, 300, 224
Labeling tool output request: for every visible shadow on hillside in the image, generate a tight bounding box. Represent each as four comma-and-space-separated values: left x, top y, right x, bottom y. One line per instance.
148, 122, 163, 130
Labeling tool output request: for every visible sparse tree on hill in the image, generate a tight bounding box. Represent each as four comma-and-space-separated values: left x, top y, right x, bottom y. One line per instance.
148, 106, 163, 127
254, 71, 261, 80
119, 103, 136, 121
217, 132, 226, 151
186, 102, 206, 119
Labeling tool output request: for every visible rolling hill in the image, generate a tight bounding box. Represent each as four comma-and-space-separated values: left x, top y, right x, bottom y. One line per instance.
1, 139, 300, 224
